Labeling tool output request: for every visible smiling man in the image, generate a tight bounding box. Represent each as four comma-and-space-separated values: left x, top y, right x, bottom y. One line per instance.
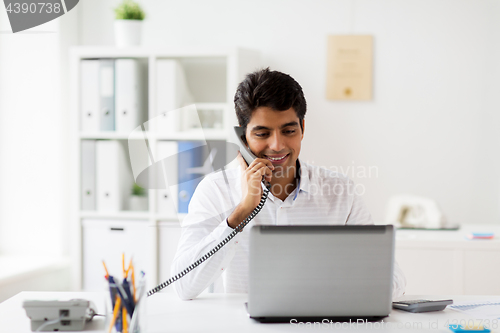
227, 105, 303, 228
171, 68, 406, 300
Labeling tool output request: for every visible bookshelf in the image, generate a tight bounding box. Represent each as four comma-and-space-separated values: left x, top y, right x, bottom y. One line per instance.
70, 46, 260, 291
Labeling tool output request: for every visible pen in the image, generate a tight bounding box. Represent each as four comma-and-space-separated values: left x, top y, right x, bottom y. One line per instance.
107, 275, 122, 332
125, 257, 137, 304
125, 258, 136, 302
108, 295, 121, 333
130, 263, 137, 302
129, 261, 137, 303
126, 257, 133, 277
122, 278, 136, 314
122, 253, 126, 278
110, 276, 135, 315
129, 272, 145, 333
102, 260, 110, 279
134, 272, 146, 307
123, 307, 128, 333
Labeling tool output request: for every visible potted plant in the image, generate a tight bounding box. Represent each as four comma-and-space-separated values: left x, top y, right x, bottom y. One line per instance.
129, 183, 148, 211
114, 0, 146, 47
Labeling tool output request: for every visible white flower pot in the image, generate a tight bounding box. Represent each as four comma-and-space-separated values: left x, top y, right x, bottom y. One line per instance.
114, 20, 143, 47
129, 195, 148, 211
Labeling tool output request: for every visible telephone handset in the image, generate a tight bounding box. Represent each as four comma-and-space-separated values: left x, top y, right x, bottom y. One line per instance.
233, 126, 258, 165
147, 127, 271, 297
233, 126, 272, 188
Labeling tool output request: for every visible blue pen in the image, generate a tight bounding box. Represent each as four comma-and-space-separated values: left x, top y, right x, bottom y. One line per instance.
107, 275, 122, 332
110, 276, 135, 316
122, 278, 136, 313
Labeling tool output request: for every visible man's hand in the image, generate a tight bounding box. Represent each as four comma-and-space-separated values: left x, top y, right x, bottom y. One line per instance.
227, 153, 274, 229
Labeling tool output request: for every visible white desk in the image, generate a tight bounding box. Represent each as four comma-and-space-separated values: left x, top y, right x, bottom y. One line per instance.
1, 291, 499, 332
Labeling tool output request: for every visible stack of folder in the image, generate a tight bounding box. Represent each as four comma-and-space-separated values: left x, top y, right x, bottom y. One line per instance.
81, 140, 133, 211
156, 59, 194, 133
155, 140, 227, 214
80, 59, 146, 133
80, 58, 194, 134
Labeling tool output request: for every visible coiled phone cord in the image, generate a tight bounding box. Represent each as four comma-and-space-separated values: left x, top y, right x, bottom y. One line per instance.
147, 185, 270, 297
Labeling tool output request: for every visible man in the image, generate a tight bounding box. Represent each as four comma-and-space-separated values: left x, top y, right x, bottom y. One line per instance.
172, 68, 406, 300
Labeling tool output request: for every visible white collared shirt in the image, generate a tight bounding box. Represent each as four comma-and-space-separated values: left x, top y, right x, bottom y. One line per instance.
171, 160, 406, 300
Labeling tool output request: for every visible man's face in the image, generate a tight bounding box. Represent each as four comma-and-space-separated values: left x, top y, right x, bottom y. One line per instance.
245, 106, 304, 173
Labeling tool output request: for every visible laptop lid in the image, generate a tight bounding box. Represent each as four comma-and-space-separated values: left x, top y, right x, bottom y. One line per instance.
248, 225, 394, 321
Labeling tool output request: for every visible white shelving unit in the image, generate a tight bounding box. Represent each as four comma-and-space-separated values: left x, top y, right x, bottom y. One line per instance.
69, 46, 260, 291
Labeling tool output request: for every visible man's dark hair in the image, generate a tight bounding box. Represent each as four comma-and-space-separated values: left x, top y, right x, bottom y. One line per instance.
234, 68, 307, 132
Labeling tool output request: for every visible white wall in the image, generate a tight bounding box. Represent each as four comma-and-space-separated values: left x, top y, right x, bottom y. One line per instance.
1, 0, 497, 245
0, 6, 79, 256
0, 15, 65, 255
77, 0, 500, 225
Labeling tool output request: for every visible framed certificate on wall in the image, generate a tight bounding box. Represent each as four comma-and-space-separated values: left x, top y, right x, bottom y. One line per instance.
326, 35, 373, 101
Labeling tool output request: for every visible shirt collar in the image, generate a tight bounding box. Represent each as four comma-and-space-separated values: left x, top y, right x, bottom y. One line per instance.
293, 158, 310, 200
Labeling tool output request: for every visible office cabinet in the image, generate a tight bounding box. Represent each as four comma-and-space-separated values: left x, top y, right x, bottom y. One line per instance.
464, 250, 500, 295
395, 248, 458, 295
82, 219, 154, 291
395, 226, 500, 295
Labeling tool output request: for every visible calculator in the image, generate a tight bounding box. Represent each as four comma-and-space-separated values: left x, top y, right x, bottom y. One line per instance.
392, 299, 453, 312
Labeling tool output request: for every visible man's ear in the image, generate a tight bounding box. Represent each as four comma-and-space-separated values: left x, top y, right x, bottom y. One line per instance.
301, 119, 305, 138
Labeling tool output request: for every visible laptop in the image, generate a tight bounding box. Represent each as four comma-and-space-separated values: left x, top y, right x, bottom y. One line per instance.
247, 225, 394, 322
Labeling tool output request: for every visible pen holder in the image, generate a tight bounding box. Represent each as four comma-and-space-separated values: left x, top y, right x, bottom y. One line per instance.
104, 277, 147, 333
